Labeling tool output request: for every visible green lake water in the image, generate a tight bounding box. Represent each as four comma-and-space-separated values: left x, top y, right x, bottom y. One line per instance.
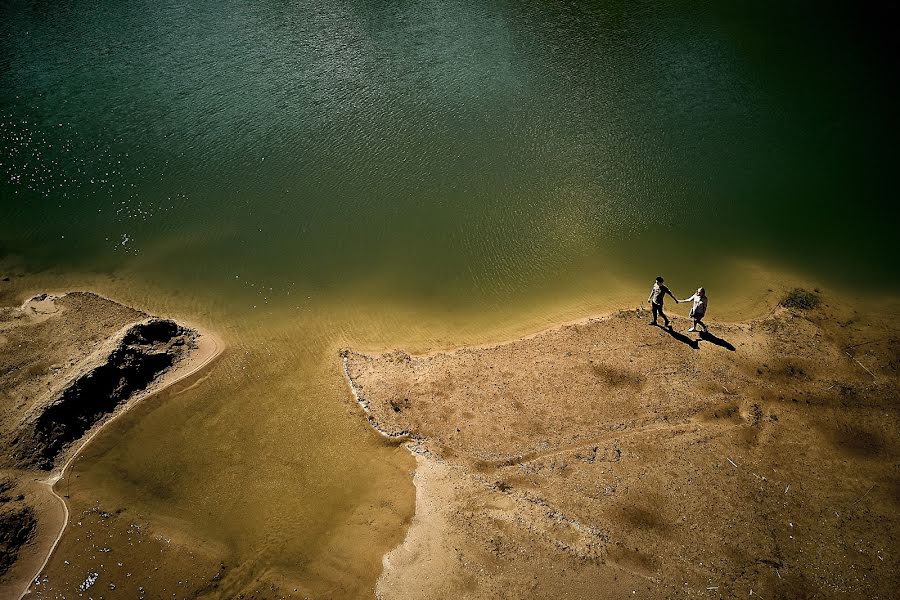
1, 0, 896, 597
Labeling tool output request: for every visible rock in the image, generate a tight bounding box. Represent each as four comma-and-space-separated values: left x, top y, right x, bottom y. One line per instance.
0, 498, 36, 576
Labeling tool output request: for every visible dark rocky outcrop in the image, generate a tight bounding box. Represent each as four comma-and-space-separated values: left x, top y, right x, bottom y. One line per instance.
0, 479, 36, 577
10, 318, 196, 470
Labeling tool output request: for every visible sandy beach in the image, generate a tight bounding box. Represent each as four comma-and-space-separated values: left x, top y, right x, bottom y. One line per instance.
344, 289, 899, 599
0, 291, 222, 599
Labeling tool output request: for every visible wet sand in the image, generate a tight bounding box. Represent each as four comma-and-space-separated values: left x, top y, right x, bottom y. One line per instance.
344, 290, 899, 598
0, 272, 418, 600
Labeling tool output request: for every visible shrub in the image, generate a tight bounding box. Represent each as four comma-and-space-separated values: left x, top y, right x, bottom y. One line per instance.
780, 288, 821, 310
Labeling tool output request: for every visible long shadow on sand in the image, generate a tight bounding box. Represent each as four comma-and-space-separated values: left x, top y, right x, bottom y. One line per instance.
656, 324, 699, 349
699, 331, 736, 352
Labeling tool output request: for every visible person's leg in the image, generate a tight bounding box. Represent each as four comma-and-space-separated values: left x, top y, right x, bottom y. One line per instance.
659, 305, 670, 327
688, 318, 697, 332
650, 303, 659, 324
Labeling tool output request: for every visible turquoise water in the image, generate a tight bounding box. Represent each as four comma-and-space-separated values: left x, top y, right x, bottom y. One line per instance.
2, 1, 897, 596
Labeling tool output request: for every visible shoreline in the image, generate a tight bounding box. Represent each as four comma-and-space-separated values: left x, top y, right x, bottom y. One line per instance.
343, 292, 900, 598
0, 292, 225, 600
345, 306, 691, 595
341, 351, 416, 443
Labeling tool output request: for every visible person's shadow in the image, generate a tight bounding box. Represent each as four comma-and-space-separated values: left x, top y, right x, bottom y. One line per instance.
656, 324, 699, 349
699, 331, 736, 352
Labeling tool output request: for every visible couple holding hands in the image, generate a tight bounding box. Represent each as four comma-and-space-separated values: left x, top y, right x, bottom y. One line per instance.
647, 276, 709, 333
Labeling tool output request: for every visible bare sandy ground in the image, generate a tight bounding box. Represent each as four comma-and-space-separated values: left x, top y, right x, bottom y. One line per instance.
0, 291, 222, 599
343, 291, 899, 599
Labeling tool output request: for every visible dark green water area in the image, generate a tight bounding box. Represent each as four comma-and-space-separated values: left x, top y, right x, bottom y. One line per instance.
2, 1, 897, 308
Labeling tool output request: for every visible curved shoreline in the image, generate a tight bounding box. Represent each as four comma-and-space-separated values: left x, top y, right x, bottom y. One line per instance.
344, 295, 900, 598
15, 325, 225, 600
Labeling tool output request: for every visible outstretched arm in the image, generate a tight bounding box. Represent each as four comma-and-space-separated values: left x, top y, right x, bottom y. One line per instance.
679, 294, 696, 303
667, 289, 679, 303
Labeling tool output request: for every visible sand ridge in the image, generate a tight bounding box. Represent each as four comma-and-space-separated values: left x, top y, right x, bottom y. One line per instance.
344, 293, 899, 599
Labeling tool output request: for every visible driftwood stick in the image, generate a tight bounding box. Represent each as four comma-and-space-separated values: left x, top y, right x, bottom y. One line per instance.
850, 484, 876, 508
845, 351, 876, 380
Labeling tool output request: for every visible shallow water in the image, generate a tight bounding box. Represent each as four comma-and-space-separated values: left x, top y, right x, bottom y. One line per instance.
1, 0, 896, 596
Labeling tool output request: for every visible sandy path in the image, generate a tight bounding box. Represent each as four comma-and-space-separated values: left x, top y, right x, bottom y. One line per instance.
15, 328, 224, 600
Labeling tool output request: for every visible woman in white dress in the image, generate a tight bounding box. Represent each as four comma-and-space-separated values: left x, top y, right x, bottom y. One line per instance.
679, 287, 709, 333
